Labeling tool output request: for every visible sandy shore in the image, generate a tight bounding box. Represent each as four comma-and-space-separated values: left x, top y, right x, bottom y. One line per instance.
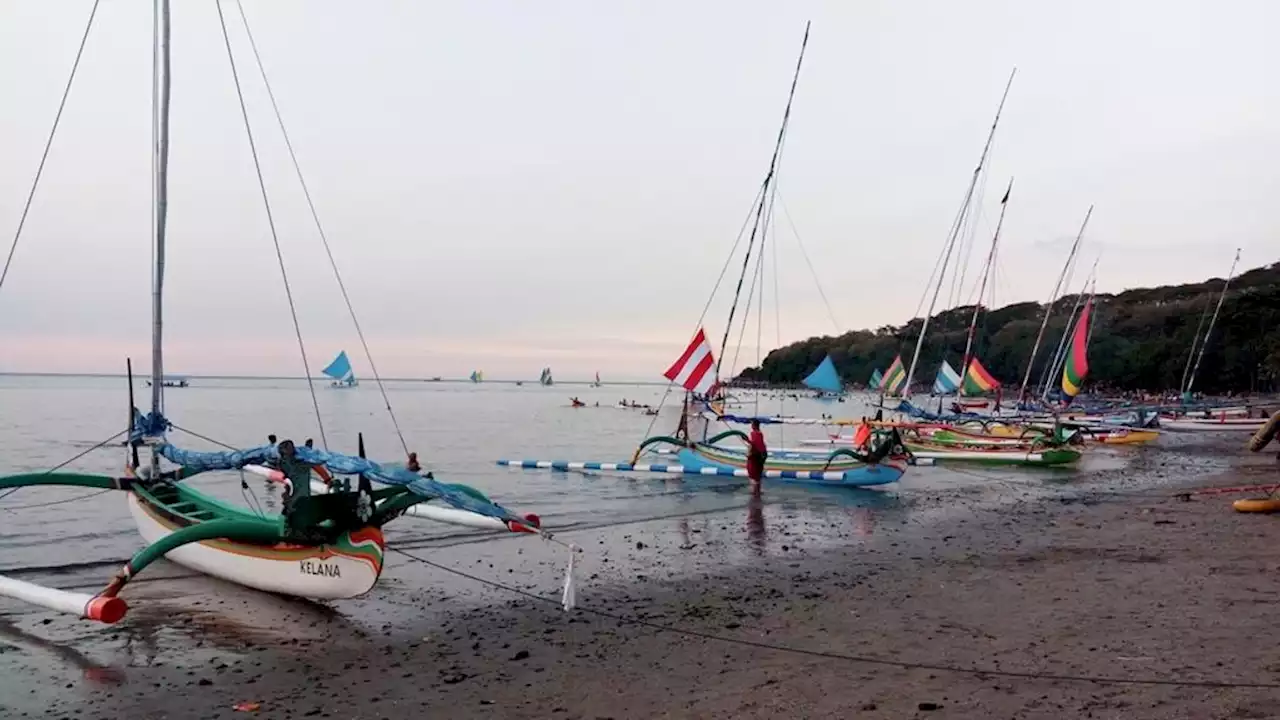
5, 436, 1280, 719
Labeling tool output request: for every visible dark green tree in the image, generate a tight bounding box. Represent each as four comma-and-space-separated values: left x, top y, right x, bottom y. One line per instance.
738, 261, 1280, 394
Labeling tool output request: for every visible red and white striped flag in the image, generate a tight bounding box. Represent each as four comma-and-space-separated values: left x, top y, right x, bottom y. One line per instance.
664, 328, 717, 395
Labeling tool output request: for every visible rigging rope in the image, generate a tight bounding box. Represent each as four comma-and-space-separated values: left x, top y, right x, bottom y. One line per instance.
769, 182, 783, 445
389, 545, 1280, 689
0, 428, 126, 506
213, 0, 328, 451
638, 24, 807, 444
777, 192, 840, 334
727, 225, 767, 380
715, 23, 809, 377
232, 0, 411, 460
634, 152, 771, 444
0, 0, 101, 301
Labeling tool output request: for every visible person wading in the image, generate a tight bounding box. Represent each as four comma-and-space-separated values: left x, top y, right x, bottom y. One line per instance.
746, 419, 767, 497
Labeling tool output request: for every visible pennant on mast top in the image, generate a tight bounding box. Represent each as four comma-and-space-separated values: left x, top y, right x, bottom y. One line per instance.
664, 328, 718, 395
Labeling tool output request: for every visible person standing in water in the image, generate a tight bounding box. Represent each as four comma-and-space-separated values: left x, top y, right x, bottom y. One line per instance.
746, 419, 767, 496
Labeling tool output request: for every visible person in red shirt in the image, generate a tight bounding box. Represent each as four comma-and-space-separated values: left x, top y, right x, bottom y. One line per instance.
746, 419, 767, 497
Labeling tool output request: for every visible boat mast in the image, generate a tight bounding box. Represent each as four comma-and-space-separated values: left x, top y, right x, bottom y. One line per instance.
1177, 292, 1214, 396
901, 68, 1014, 398
1183, 248, 1241, 396
955, 178, 1012, 401
150, 0, 171, 425
714, 22, 809, 380
1016, 205, 1089, 404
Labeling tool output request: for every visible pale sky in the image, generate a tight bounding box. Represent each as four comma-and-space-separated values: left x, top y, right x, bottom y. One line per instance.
1, 1, 1276, 380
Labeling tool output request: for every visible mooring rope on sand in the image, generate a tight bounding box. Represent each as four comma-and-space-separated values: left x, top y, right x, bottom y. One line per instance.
389, 546, 1280, 690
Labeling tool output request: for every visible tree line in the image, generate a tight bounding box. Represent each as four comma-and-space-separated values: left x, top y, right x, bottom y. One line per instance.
737, 260, 1280, 395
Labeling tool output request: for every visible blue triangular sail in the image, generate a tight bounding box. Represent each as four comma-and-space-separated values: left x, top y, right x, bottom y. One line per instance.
802, 355, 843, 393
322, 351, 353, 381
932, 359, 962, 394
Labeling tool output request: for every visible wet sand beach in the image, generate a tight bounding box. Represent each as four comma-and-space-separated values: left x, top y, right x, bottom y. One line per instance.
4, 434, 1280, 719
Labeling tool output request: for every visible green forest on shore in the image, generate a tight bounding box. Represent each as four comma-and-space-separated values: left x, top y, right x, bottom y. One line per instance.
737, 260, 1280, 394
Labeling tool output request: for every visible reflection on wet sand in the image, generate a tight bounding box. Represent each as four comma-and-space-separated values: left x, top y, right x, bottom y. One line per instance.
112, 574, 361, 668
849, 506, 875, 536
0, 618, 124, 684
746, 495, 766, 553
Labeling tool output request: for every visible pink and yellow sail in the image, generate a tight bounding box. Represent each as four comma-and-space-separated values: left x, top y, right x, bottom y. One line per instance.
1061, 298, 1093, 398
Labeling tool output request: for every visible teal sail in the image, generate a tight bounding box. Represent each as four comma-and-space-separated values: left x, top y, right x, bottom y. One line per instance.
322, 351, 354, 384
802, 355, 843, 393
932, 359, 961, 394
868, 368, 883, 390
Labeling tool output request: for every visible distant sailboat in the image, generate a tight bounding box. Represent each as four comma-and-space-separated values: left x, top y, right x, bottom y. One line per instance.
539, 367, 554, 386
470, 370, 483, 383
802, 355, 843, 395
592, 372, 601, 388
868, 368, 884, 391
322, 351, 358, 388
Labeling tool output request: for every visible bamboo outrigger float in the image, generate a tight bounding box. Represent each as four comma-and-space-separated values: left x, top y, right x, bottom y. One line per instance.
0, 0, 572, 624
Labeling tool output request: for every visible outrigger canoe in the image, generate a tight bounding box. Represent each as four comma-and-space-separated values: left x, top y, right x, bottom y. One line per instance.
0, 433, 558, 623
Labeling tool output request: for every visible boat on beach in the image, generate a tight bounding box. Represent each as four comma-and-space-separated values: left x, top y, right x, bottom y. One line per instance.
0, 1, 574, 624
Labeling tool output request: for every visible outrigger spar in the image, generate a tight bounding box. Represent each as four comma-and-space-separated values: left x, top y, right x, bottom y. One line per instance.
0, 0, 575, 624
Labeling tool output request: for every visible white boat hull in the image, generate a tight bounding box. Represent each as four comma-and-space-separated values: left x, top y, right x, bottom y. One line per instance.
127, 494, 384, 600
1160, 418, 1266, 432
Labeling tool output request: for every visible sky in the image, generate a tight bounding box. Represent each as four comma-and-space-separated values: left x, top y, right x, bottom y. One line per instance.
1, 0, 1277, 381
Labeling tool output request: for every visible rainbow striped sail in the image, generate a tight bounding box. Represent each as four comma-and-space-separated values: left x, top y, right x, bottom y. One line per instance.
882, 355, 907, 395
962, 357, 1000, 396
1062, 298, 1093, 398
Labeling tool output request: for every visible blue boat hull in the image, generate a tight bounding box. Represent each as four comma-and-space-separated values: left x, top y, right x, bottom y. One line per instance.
675, 449, 904, 487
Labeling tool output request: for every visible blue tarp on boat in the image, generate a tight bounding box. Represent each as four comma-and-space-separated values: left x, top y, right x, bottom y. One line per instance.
156, 442, 526, 525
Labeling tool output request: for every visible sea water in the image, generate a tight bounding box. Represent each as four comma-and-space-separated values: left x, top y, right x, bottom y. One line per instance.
0, 374, 1123, 578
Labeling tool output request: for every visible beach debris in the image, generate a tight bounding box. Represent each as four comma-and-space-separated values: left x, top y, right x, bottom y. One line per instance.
918, 701, 942, 711
510, 650, 530, 661
232, 701, 261, 712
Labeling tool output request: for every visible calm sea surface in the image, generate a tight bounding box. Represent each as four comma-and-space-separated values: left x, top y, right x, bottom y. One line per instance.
0, 374, 1134, 579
